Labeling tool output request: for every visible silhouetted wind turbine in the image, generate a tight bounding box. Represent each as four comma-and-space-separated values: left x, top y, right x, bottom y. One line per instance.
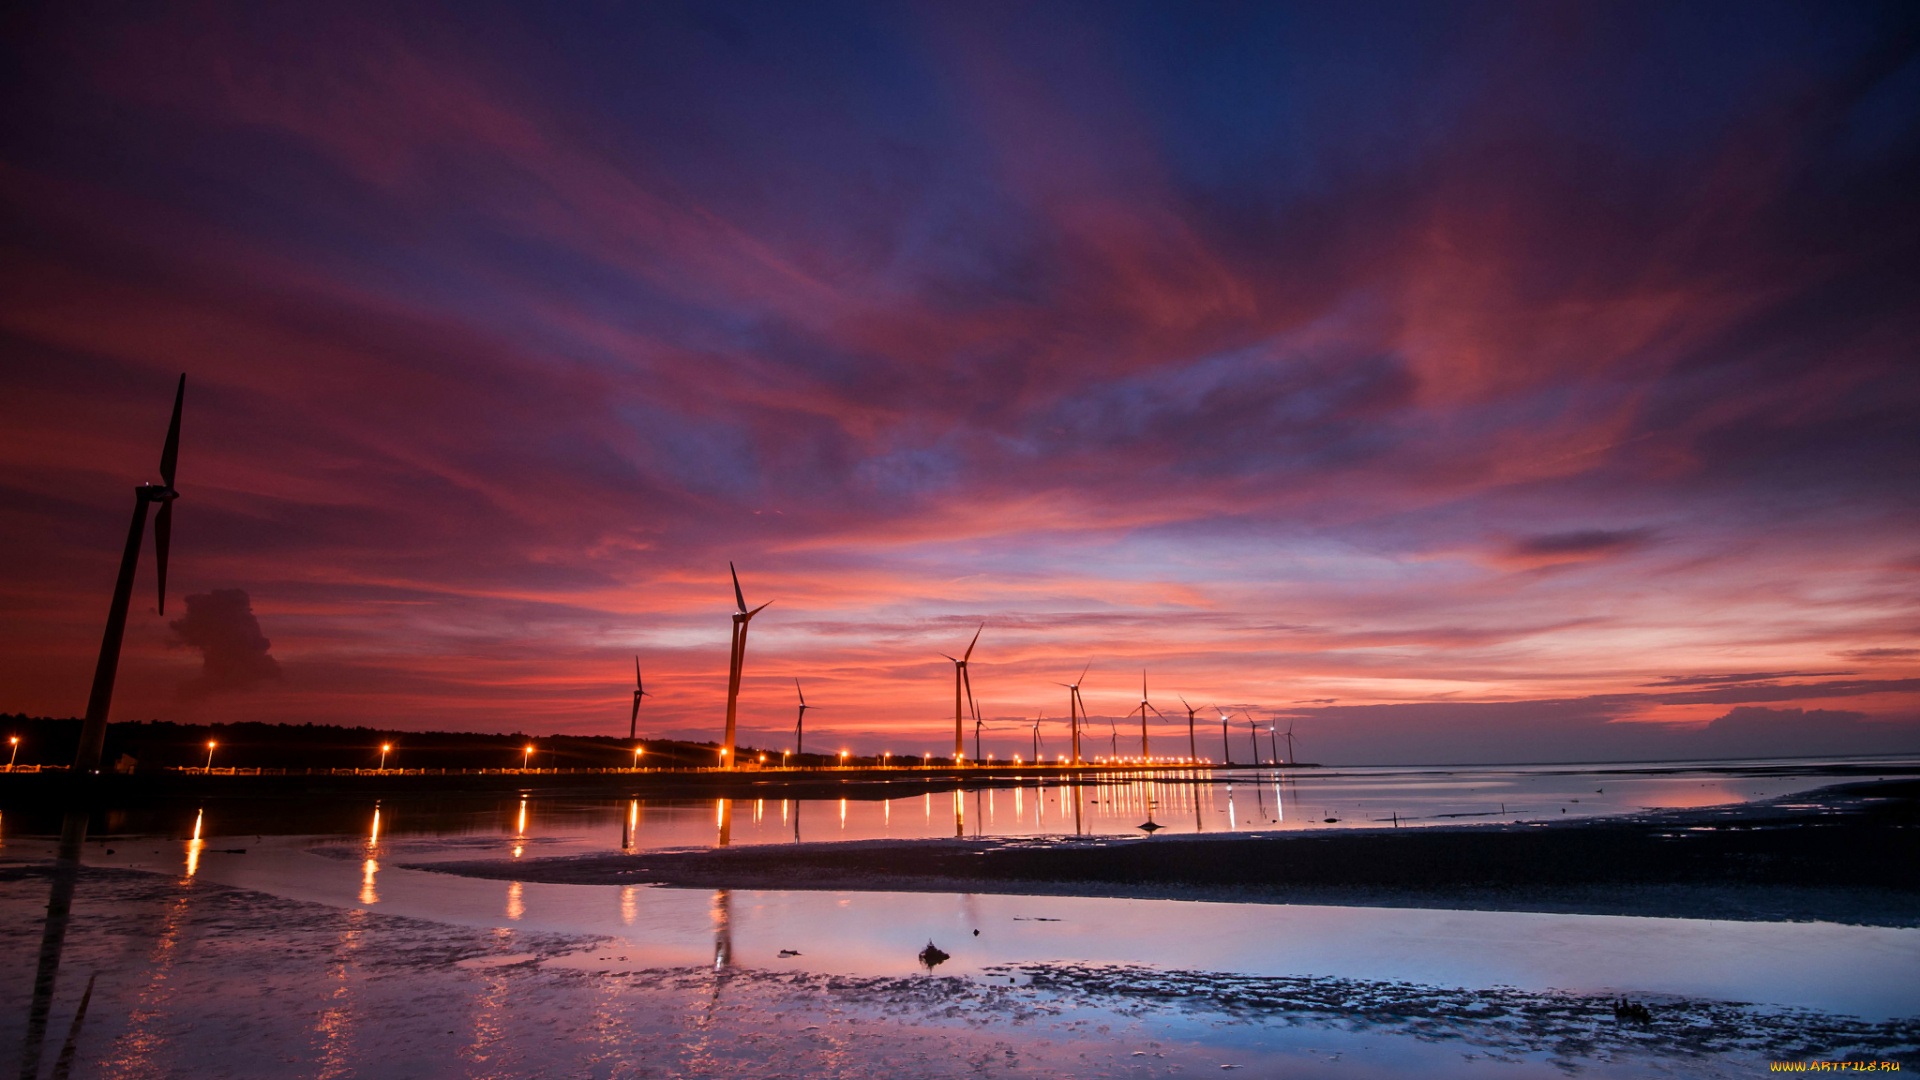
722, 563, 771, 770
1056, 663, 1091, 764
74, 375, 184, 773
942, 624, 982, 764
629, 657, 649, 739
1031, 713, 1044, 762
793, 679, 817, 761
1127, 670, 1165, 758
972, 696, 986, 762
1283, 721, 1298, 766
1178, 696, 1203, 763
1218, 709, 1234, 766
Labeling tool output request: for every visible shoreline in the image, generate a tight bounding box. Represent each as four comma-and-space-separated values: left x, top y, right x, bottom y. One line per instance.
408, 778, 1920, 927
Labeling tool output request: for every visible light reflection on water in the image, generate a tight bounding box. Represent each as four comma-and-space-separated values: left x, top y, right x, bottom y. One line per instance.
101, 758, 1899, 861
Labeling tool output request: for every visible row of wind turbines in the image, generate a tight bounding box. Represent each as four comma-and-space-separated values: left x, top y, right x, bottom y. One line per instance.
627, 565, 1300, 770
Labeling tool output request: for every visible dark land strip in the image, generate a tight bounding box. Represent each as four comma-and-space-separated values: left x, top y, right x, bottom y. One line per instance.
412, 778, 1920, 926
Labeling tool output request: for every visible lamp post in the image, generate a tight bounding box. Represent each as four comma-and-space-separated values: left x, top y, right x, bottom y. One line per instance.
718, 747, 728, 768
882, 752, 890, 768
204, 740, 216, 771
522, 745, 534, 771
839, 750, 849, 768
6, 735, 16, 769
633, 746, 644, 770
379, 743, 391, 771
782, 750, 790, 768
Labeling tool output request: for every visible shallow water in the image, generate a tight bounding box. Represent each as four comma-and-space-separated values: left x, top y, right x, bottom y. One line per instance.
4, 756, 1916, 1077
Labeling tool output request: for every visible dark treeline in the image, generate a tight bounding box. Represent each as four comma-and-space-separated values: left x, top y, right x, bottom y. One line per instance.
0, 715, 871, 771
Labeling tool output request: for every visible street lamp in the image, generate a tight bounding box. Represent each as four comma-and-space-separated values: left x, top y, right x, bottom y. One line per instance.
6, 735, 17, 770
782, 750, 790, 767
379, 743, 391, 771
633, 745, 644, 769
522, 744, 534, 770
839, 750, 849, 767
204, 740, 217, 771
882, 752, 890, 767
718, 747, 728, 767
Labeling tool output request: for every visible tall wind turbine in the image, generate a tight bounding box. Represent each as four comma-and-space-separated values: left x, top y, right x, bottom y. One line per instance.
1030, 713, 1044, 762
793, 679, 817, 760
1218, 709, 1234, 766
942, 625, 982, 763
1056, 663, 1090, 765
629, 657, 649, 739
722, 563, 771, 770
972, 696, 985, 762
1283, 721, 1297, 766
1127, 671, 1164, 758
74, 375, 184, 773
1178, 697, 1203, 763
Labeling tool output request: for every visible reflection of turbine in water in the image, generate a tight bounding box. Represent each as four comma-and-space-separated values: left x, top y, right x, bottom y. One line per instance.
716, 798, 733, 847
942, 625, 983, 763
953, 789, 964, 838
506, 881, 524, 921
622, 799, 639, 851
721, 563, 771, 770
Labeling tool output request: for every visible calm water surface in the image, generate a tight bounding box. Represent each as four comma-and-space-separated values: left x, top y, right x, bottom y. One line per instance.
5, 757, 1916, 1077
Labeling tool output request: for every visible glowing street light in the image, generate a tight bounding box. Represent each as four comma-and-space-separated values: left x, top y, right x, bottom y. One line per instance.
718, 747, 729, 767
923, 752, 931, 766
633, 745, 645, 769
6, 735, 17, 769
758, 753, 767, 764
839, 750, 849, 767
882, 752, 890, 767
522, 744, 534, 770
204, 740, 217, 771
782, 750, 790, 767
379, 743, 392, 771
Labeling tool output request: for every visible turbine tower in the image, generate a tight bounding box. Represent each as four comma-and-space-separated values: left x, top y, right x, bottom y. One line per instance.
793, 679, 817, 761
1218, 709, 1234, 766
629, 657, 649, 739
1178, 697, 1203, 763
1056, 663, 1090, 765
74, 375, 184, 773
722, 562, 770, 770
1284, 721, 1297, 766
1127, 670, 1164, 758
942, 624, 982, 763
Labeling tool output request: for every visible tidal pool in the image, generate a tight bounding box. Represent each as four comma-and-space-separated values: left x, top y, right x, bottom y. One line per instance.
4, 757, 1916, 1077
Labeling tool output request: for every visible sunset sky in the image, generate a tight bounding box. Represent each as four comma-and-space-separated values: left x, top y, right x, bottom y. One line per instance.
2, 2, 1916, 765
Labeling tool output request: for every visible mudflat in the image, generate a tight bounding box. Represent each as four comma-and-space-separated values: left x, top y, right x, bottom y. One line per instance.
413, 778, 1920, 927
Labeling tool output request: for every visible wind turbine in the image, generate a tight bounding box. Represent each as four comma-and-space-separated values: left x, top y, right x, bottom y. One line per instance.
629, 657, 649, 739
74, 375, 184, 773
942, 624, 982, 764
1218, 708, 1234, 766
972, 696, 985, 762
1030, 713, 1044, 762
722, 563, 771, 770
1127, 671, 1165, 758
1055, 663, 1090, 765
793, 679, 818, 761
1178, 697, 1203, 763
1283, 721, 1297, 766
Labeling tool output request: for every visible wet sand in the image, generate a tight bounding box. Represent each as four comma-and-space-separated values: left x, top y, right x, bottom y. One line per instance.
4, 866, 1913, 1076
416, 779, 1920, 927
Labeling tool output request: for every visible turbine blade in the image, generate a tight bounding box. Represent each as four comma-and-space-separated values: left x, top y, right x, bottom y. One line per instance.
635, 655, 643, 689
963, 623, 982, 662
746, 601, 771, 617
1079, 660, 1091, 683
962, 667, 975, 718
795, 678, 805, 705
730, 562, 747, 613
159, 373, 184, 488
153, 499, 172, 615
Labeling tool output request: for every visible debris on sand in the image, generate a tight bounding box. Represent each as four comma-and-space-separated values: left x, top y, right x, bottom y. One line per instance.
918, 941, 950, 969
